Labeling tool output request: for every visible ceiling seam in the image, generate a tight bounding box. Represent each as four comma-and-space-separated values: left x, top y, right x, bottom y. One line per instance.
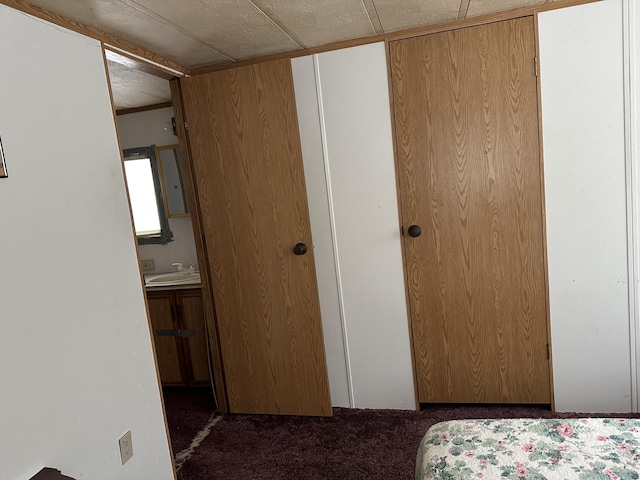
116, 0, 238, 62
361, 0, 384, 35
458, 0, 472, 18
247, 0, 308, 49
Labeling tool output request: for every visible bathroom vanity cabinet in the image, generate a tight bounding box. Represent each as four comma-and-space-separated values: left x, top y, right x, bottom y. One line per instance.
146, 287, 210, 387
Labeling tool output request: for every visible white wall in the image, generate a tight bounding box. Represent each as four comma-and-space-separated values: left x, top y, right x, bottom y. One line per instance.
117, 107, 198, 273
539, 0, 633, 412
291, 56, 351, 407
292, 43, 416, 410
0, 6, 174, 479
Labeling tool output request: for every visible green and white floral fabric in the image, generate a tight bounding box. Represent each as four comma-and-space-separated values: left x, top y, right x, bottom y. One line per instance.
417, 418, 640, 480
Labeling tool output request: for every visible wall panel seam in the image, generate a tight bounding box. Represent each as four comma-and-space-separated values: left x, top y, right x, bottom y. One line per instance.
312, 53, 355, 408
623, 0, 639, 412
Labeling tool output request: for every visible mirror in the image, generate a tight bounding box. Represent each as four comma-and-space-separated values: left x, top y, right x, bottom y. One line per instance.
156, 144, 189, 217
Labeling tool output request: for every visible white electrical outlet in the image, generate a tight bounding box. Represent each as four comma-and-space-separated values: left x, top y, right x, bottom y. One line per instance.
140, 259, 155, 271
119, 430, 134, 465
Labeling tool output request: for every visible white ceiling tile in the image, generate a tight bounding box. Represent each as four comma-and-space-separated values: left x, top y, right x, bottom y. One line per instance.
28, 0, 549, 109
372, 0, 459, 33
466, 0, 545, 17
111, 85, 168, 109
107, 60, 171, 108
129, 0, 302, 62
27, 0, 230, 67
255, 0, 377, 47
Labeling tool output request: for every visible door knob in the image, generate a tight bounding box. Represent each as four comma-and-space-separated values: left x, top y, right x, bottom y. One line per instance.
293, 243, 308, 255
407, 225, 422, 238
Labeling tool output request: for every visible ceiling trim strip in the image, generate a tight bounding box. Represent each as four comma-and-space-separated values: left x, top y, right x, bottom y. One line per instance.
190, 0, 600, 76
0, 0, 191, 76
105, 44, 187, 78
116, 101, 173, 117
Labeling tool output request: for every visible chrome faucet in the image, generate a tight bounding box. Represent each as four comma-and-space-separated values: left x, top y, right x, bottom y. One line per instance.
171, 262, 184, 273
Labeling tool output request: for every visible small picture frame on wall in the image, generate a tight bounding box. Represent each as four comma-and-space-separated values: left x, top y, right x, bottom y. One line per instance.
0, 136, 7, 178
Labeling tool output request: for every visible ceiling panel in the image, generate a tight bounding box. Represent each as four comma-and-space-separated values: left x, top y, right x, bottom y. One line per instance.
107, 60, 171, 110
372, 0, 460, 33
27, 0, 230, 66
256, 0, 377, 47
466, 0, 546, 17
24, 0, 563, 109
131, 0, 303, 63
110, 85, 167, 110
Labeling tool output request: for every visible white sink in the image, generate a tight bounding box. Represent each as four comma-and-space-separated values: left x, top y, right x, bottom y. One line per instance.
145, 272, 201, 286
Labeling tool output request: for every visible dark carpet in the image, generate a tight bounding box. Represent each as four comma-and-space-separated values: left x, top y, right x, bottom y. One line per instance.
162, 388, 217, 454
163, 391, 640, 480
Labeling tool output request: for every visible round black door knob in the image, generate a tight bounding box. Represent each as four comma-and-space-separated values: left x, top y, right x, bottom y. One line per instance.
293, 243, 308, 255
408, 225, 422, 238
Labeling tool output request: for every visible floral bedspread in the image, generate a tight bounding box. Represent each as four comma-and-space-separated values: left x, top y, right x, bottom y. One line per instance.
416, 418, 640, 480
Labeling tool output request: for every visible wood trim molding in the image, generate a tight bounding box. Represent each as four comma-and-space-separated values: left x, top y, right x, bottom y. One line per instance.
191, 34, 386, 75
191, 0, 600, 76
169, 78, 229, 413
116, 102, 173, 116
0, 0, 190, 76
532, 13, 556, 412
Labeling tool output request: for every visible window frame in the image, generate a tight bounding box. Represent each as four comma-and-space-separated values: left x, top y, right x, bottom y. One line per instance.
123, 146, 174, 245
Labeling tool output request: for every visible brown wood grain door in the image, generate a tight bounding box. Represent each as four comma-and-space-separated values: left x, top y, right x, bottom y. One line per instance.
180, 59, 331, 416
390, 17, 551, 404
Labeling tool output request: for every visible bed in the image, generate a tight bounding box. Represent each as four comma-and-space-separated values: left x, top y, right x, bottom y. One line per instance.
416, 418, 640, 480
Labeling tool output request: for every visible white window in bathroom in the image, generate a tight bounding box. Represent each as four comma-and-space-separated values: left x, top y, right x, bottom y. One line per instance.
123, 146, 173, 245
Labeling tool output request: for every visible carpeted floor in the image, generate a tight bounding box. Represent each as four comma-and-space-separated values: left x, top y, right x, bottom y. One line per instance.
163, 391, 640, 480
163, 388, 217, 454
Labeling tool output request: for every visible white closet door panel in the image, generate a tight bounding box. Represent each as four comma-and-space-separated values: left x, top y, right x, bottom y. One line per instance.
316, 43, 415, 410
539, 0, 632, 412
291, 56, 351, 408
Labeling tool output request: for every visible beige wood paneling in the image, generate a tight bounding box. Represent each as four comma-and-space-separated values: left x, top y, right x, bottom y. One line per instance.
391, 17, 551, 404
181, 58, 331, 416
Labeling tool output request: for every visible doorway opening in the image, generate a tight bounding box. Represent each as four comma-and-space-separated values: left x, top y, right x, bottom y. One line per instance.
104, 47, 219, 459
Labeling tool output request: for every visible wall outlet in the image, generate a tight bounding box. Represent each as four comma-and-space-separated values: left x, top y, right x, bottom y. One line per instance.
119, 430, 134, 465
140, 259, 155, 271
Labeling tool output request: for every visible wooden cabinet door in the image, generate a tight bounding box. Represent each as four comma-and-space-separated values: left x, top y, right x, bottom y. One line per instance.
147, 292, 186, 386
390, 17, 551, 403
181, 59, 331, 416
176, 290, 210, 385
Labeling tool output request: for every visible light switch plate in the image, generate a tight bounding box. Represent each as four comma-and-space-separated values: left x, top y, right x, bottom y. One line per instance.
140, 259, 155, 271
119, 430, 133, 465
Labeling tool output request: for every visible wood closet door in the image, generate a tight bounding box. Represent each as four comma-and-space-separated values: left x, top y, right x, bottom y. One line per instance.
181, 59, 331, 416
390, 17, 551, 403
